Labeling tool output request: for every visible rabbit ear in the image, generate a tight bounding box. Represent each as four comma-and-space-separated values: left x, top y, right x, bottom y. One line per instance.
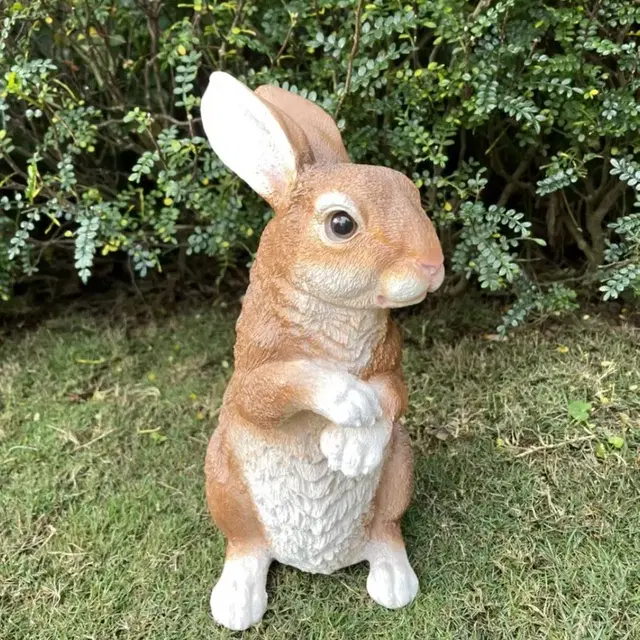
200, 72, 309, 207
255, 85, 349, 164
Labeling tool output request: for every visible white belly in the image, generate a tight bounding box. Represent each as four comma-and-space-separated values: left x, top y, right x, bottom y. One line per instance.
233, 420, 382, 574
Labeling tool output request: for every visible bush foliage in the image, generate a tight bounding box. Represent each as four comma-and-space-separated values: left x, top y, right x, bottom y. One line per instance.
1, 0, 639, 327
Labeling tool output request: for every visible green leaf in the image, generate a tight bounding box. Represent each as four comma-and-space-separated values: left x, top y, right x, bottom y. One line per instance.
607, 435, 625, 449
568, 400, 591, 422
594, 442, 607, 459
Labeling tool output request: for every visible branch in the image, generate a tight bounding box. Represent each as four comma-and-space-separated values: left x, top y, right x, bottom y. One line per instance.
334, 0, 365, 119
545, 191, 558, 247
273, 13, 297, 67
457, 128, 467, 169
515, 434, 595, 458
471, 0, 493, 20
599, 140, 612, 190
98, 114, 201, 129
219, 0, 246, 71
145, 4, 168, 117
493, 147, 536, 207
560, 190, 597, 265
591, 179, 627, 226
586, 179, 627, 264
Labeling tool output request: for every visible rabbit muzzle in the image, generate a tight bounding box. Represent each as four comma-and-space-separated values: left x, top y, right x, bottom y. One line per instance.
377, 258, 445, 308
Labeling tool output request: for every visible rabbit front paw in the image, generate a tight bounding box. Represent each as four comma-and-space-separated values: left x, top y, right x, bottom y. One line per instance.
320, 420, 391, 477
315, 373, 382, 429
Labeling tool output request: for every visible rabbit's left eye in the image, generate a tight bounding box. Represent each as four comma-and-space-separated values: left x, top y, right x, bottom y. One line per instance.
327, 211, 357, 240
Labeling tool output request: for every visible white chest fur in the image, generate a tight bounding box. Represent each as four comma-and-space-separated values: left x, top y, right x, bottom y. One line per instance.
234, 289, 389, 573
233, 420, 383, 574
276, 288, 386, 373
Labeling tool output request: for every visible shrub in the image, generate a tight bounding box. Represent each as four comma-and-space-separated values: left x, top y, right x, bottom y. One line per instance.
1, 0, 639, 327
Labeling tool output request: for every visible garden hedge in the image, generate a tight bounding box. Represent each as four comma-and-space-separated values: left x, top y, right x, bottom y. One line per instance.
1, 0, 639, 329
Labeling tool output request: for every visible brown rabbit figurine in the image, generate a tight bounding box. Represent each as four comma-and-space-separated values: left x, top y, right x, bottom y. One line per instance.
200, 72, 444, 631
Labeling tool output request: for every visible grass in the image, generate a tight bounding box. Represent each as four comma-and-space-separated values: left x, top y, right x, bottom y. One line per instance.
1, 299, 639, 639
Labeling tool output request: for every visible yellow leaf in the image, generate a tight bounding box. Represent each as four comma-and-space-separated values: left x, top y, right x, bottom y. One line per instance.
88, 26, 98, 37
147, 372, 157, 382
177, 44, 187, 56
444, 201, 452, 212
189, 392, 198, 401
196, 411, 205, 421
163, 197, 173, 206
246, 228, 254, 237
589, 88, 599, 97
556, 345, 569, 353
45, 16, 53, 24
6, 71, 19, 93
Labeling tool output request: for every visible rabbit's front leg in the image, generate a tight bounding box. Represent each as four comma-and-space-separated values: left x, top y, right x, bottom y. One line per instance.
229, 361, 381, 429
319, 371, 405, 477
231, 361, 389, 475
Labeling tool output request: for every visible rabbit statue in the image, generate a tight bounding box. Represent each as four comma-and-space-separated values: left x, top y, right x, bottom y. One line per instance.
200, 72, 444, 631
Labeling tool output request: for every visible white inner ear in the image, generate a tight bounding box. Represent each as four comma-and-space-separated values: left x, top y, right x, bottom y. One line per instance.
200, 72, 297, 202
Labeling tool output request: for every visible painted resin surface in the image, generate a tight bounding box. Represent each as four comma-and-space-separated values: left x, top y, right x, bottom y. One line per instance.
200, 71, 444, 631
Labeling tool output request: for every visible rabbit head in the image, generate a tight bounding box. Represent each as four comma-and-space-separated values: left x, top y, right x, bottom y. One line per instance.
200, 72, 444, 309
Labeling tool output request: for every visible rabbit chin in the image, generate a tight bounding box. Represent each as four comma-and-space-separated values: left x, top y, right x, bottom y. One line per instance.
376, 291, 427, 309
376, 278, 429, 308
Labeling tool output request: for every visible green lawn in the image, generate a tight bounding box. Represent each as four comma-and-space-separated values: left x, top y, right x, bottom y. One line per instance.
1, 301, 639, 639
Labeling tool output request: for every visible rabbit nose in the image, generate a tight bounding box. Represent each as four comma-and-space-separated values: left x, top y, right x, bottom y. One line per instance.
416, 258, 443, 275
415, 258, 445, 292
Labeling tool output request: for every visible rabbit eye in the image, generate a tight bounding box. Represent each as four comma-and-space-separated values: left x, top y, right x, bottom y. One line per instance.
327, 211, 357, 240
